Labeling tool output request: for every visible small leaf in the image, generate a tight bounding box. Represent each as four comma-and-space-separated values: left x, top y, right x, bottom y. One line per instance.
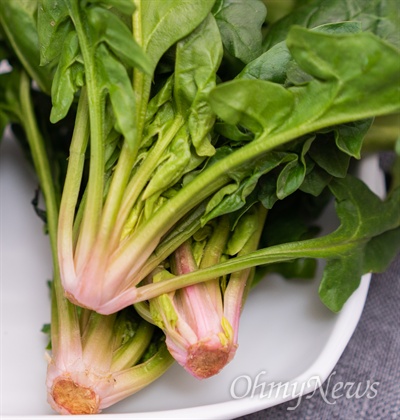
37, 0, 72, 66
50, 32, 83, 123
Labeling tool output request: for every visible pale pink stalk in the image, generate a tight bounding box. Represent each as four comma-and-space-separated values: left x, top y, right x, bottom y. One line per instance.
46, 306, 173, 415
149, 242, 239, 379
149, 207, 267, 379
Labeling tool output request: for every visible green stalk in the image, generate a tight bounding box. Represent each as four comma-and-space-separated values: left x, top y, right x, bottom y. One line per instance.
111, 319, 154, 371
110, 116, 184, 247
106, 128, 299, 285
87, 1, 158, 258
102, 343, 174, 408
57, 90, 89, 289
68, 0, 105, 272
133, 238, 356, 302
18, 70, 81, 360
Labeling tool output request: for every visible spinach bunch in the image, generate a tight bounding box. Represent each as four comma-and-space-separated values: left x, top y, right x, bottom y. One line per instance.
1, 0, 400, 413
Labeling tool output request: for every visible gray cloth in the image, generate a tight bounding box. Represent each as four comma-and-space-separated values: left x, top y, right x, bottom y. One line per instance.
235, 253, 400, 420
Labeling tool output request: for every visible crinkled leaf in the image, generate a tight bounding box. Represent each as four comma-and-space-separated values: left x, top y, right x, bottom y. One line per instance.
277, 137, 313, 199
263, 0, 400, 50
202, 151, 297, 223
174, 14, 222, 156
299, 166, 332, 196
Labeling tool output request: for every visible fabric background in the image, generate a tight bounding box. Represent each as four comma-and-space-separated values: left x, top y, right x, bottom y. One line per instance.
235, 154, 400, 419
235, 254, 400, 420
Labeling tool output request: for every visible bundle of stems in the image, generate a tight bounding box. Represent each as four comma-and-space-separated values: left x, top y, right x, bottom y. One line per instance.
1, 0, 400, 414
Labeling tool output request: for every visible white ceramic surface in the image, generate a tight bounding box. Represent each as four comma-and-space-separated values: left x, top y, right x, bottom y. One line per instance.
0, 131, 384, 419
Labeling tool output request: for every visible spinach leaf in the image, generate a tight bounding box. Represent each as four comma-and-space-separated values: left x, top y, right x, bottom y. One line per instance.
0, 0, 54, 93
213, 0, 266, 64
263, 0, 400, 50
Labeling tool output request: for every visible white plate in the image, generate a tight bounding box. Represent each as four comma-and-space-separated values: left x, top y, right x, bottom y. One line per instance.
0, 131, 384, 419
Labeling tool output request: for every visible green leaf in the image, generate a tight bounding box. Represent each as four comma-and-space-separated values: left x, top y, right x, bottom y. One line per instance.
299, 166, 332, 196
318, 250, 364, 312
263, 0, 400, 50
308, 137, 351, 178
143, 126, 191, 199
0, 70, 22, 124
50, 31, 84, 123
87, 0, 136, 15
87, 6, 152, 74
96, 44, 137, 148
362, 228, 400, 273
140, 0, 215, 72
213, 0, 266, 64
209, 29, 400, 139
174, 14, 223, 156
332, 119, 373, 159
37, 0, 73, 67
239, 21, 362, 85
0, 0, 54, 93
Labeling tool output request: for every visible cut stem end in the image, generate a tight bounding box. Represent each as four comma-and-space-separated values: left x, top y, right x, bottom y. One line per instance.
52, 378, 100, 415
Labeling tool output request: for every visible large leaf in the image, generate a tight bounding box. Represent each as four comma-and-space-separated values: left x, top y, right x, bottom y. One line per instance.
213, 0, 266, 63
209, 28, 400, 139
263, 0, 400, 50
139, 0, 215, 72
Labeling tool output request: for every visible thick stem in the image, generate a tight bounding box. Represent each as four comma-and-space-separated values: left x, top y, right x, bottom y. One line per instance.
57, 90, 89, 290
69, 1, 105, 273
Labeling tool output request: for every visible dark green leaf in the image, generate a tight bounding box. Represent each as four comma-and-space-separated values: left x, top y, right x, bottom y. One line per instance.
308, 137, 351, 178
263, 0, 400, 50
213, 0, 266, 63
